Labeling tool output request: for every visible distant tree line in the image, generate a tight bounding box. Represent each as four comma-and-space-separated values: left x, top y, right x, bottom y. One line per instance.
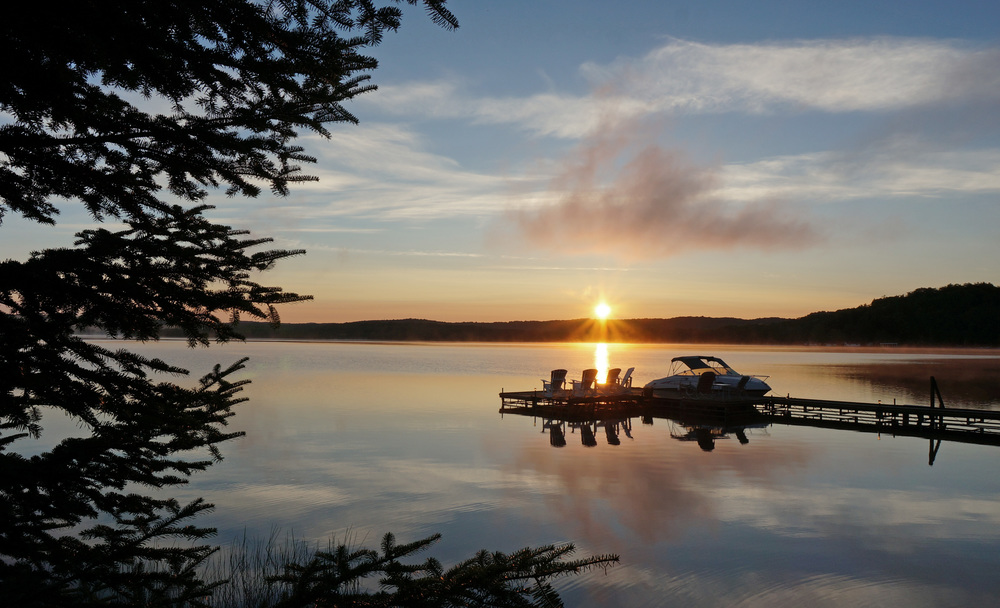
711, 283, 1000, 346
175, 283, 1000, 346
158, 316, 783, 343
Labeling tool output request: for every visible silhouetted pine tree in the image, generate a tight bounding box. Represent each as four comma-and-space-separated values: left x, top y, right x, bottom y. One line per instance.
1, 2, 615, 606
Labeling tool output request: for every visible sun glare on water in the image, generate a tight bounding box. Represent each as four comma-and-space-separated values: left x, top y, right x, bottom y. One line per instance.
595, 303, 611, 320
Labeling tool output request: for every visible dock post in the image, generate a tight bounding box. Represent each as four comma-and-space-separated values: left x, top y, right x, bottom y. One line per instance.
928, 439, 941, 466
930, 376, 946, 430
930, 376, 945, 409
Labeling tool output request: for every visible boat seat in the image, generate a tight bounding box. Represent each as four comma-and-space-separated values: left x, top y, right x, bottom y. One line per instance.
694, 371, 717, 397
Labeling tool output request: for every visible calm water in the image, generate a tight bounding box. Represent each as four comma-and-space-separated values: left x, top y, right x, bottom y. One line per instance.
93, 341, 1000, 606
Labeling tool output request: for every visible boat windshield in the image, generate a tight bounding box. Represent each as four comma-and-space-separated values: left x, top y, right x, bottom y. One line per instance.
670, 356, 741, 377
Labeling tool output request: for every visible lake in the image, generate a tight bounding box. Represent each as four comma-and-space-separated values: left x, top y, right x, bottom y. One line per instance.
113, 341, 1000, 606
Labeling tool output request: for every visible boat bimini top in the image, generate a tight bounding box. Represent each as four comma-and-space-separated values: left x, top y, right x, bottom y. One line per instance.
669, 356, 742, 377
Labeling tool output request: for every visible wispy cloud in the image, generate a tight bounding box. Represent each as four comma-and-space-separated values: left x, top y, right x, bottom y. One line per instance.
721, 145, 1000, 203
275, 241, 486, 258
506, 118, 822, 260
273, 226, 385, 234
209, 125, 533, 225
583, 37, 1000, 115
362, 37, 1000, 137
485, 265, 631, 272
212, 36, 1000, 241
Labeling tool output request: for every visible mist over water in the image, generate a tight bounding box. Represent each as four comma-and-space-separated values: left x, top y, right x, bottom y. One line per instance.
105, 340, 1000, 606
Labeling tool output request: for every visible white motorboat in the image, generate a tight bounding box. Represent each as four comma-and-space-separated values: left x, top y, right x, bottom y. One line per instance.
643, 355, 771, 399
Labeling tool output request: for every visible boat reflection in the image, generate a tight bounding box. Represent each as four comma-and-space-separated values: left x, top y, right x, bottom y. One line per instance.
669, 421, 766, 451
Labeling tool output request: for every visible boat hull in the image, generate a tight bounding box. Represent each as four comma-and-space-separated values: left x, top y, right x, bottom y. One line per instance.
643, 374, 771, 399
647, 387, 770, 400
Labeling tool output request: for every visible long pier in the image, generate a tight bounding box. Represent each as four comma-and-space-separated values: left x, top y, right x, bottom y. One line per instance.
499, 383, 1000, 445
753, 396, 1000, 445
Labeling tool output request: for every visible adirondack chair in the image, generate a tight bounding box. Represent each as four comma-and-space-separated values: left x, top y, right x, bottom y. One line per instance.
541, 369, 568, 397
571, 368, 599, 396
619, 367, 635, 390
597, 368, 621, 394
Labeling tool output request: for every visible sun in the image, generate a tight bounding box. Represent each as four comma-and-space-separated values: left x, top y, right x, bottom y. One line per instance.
594, 302, 612, 320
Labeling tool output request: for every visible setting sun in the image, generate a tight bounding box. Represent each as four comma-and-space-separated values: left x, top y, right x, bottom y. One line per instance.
594, 302, 611, 320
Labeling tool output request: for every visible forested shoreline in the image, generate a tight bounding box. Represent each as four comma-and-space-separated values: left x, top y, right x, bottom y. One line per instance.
160, 283, 999, 347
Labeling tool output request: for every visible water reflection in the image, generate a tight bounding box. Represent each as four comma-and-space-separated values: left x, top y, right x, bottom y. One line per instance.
594, 342, 609, 384
105, 340, 1000, 607
517, 407, 770, 453
500, 403, 1000, 606
823, 359, 1000, 409
505, 411, 815, 554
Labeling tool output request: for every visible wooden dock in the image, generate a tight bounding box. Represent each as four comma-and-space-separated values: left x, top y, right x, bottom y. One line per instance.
499, 384, 1000, 446
753, 396, 1000, 446
501, 387, 768, 428
499, 388, 647, 408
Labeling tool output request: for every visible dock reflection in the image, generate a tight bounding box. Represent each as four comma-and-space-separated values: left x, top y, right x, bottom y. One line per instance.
509, 401, 770, 452
503, 399, 1000, 463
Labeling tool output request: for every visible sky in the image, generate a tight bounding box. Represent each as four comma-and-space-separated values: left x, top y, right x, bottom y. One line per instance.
7, 0, 1000, 323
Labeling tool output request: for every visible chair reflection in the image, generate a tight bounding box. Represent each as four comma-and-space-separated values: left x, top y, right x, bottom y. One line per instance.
542, 418, 634, 448
543, 419, 567, 447
605, 422, 620, 445
578, 423, 598, 447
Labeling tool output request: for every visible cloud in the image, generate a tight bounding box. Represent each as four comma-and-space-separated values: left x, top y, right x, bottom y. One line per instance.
583, 37, 1000, 115
207, 125, 530, 227
507, 119, 822, 260
205, 35, 1000, 241
505, 132, 1000, 261
721, 145, 1000, 203
363, 81, 613, 138
471, 92, 643, 139
362, 37, 1000, 138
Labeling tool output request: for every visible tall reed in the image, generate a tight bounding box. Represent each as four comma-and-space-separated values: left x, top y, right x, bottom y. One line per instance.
200, 528, 332, 608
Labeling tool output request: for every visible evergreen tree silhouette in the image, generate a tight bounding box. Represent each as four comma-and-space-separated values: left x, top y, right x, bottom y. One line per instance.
0, 2, 616, 605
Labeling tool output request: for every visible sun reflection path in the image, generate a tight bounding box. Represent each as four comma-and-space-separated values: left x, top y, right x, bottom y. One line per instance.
595, 342, 609, 384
